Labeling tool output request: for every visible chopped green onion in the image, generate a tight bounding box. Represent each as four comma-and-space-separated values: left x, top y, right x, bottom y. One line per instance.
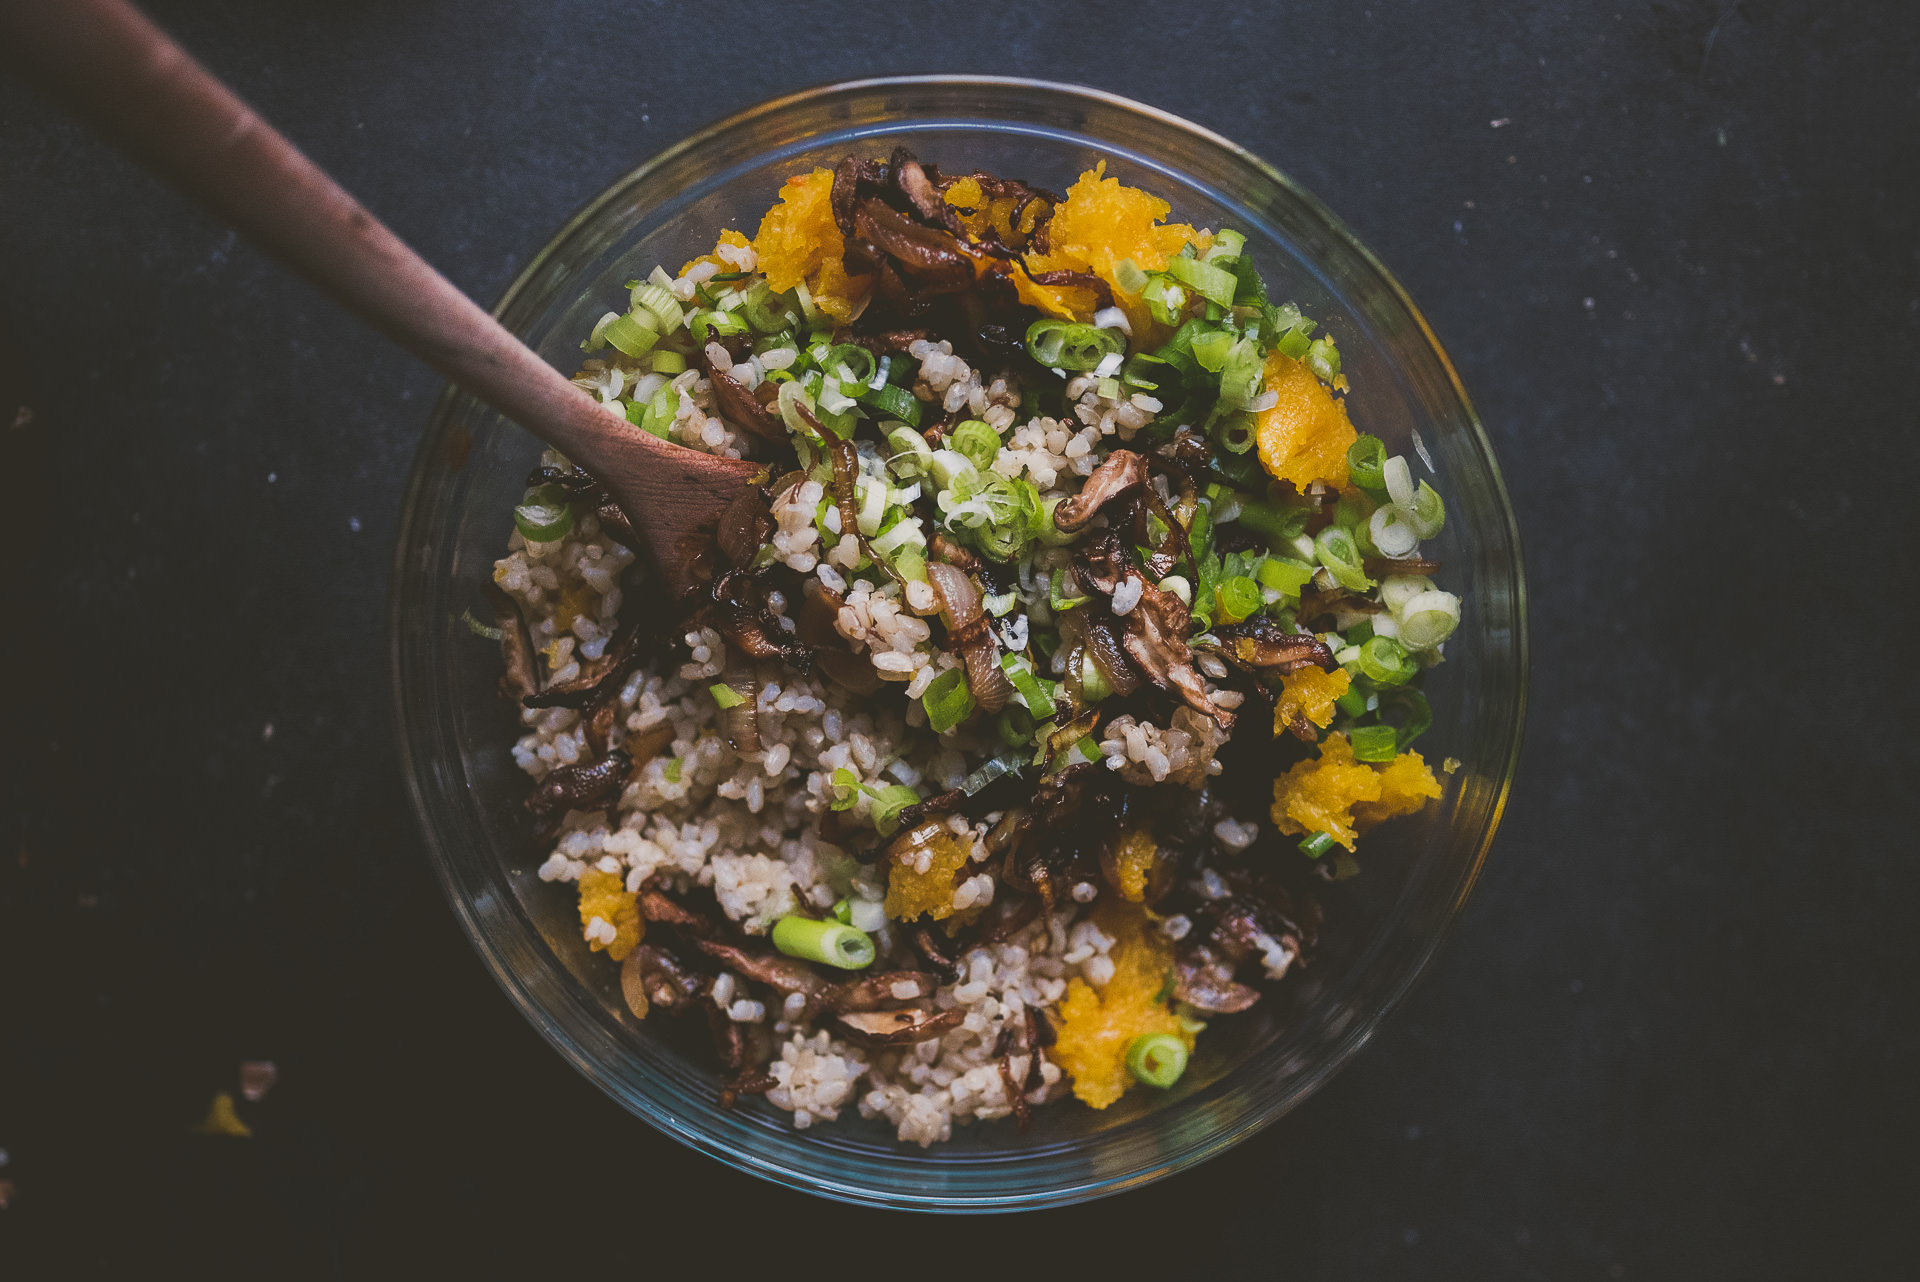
771, 915, 875, 970
1305, 335, 1342, 385
861, 381, 922, 426
1141, 274, 1188, 325
1113, 258, 1149, 294
825, 343, 878, 386
1234, 499, 1309, 546
829, 766, 862, 811
1357, 635, 1416, 686
1397, 589, 1462, 650
1408, 481, 1445, 539
1211, 412, 1257, 455
602, 312, 659, 358
708, 683, 748, 709
1190, 328, 1235, 373
738, 281, 795, 334
1216, 575, 1262, 624
831, 897, 854, 925
629, 281, 685, 333
649, 349, 687, 376
962, 752, 1025, 796
1349, 724, 1399, 762
1048, 569, 1090, 614
1203, 228, 1247, 263
1125, 1033, 1189, 1089
642, 383, 679, 438
1379, 574, 1436, 614
949, 419, 1001, 470
871, 784, 921, 837
1375, 686, 1433, 751
1001, 654, 1058, 720
997, 704, 1036, 747
513, 484, 574, 542
1166, 254, 1238, 308
1025, 319, 1125, 371
664, 756, 683, 783
1299, 831, 1337, 858
1334, 688, 1371, 719
1218, 336, 1265, 406
1256, 556, 1314, 596
921, 667, 976, 733
1347, 434, 1388, 493
885, 424, 934, 479
459, 609, 504, 641
1313, 525, 1370, 593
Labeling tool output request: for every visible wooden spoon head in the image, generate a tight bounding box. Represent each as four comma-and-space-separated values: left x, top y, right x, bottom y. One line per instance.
574, 406, 769, 599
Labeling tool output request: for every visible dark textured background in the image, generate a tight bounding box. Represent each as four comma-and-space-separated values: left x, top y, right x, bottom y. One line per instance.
3, 1, 1916, 1277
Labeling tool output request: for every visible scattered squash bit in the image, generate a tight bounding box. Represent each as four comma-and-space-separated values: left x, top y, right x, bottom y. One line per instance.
1275, 666, 1352, 737
680, 227, 753, 278
749, 169, 872, 324
1353, 752, 1445, 832
884, 827, 974, 921
192, 1092, 251, 1138
1255, 350, 1357, 491
551, 582, 598, 641
1112, 825, 1160, 903
1050, 902, 1194, 1109
576, 868, 644, 961
1270, 733, 1441, 851
1022, 161, 1209, 334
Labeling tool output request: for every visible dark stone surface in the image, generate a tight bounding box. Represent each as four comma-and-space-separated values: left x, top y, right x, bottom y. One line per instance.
2, 1, 1915, 1276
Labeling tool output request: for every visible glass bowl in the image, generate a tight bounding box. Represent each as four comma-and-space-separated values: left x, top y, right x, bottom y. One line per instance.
390, 76, 1527, 1211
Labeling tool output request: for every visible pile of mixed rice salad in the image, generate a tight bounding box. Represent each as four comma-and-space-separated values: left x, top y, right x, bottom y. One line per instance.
478, 151, 1463, 1146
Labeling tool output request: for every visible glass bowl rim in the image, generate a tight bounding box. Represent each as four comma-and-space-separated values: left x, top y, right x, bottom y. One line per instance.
389, 73, 1530, 1211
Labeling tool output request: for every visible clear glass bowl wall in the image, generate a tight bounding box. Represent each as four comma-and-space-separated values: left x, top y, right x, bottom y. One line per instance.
391, 77, 1526, 1211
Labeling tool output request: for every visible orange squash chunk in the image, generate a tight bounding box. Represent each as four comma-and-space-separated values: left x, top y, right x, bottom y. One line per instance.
1270, 732, 1441, 851
749, 169, 871, 324
884, 824, 974, 922
1049, 902, 1194, 1109
1275, 666, 1351, 736
576, 868, 643, 962
1254, 352, 1356, 491
1023, 162, 1208, 334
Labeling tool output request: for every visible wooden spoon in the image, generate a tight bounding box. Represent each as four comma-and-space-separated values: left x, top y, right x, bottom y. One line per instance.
0, 0, 764, 595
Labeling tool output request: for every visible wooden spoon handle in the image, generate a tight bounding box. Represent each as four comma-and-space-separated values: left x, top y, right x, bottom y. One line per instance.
0, 0, 677, 488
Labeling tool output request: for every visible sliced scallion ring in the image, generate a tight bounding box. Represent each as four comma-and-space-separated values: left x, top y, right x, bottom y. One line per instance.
513, 484, 574, 542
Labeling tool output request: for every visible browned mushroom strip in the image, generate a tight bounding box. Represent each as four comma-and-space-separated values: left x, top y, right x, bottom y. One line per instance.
702, 360, 788, 442
715, 486, 775, 569
1122, 584, 1236, 731
833, 1007, 965, 1047
1051, 449, 1149, 533
822, 971, 940, 1013
630, 944, 707, 1012
854, 198, 977, 292
1081, 615, 1141, 698
891, 146, 964, 233
524, 749, 631, 818
926, 561, 1014, 714
1172, 941, 1261, 1014
483, 580, 539, 702
636, 885, 716, 936
692, 938, 828, 1003
1212, 620, 1337, 673
523, 616, 645, 709
831, 154, 891, 238
1025, 267, 1113, 311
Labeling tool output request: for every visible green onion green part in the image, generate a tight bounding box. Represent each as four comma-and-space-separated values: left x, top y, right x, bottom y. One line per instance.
771, 915, 876, 970
1349, 724, 1400, 762
1298, 831, 1337, 858
1125, 1033, 1190, 1089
